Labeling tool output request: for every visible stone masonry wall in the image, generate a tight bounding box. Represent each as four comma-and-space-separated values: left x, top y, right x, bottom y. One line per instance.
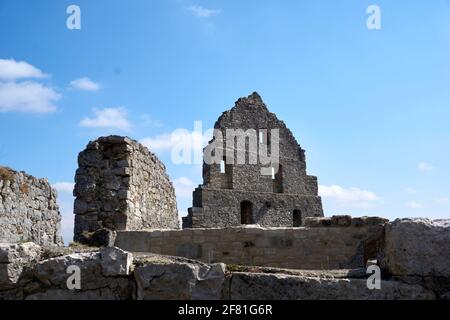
188, 188, 323, 228
0, 244, 436, 300
73, 136, 179, 243
0, 166, 62, 246
186, 93, 323, 228
115, 216, 388, 270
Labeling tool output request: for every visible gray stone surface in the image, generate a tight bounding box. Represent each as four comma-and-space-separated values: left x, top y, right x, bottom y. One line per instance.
185, 92, 323, 228
228, 272, 435, 300
100, 247, 133, 276
73, 136, 179, 243
114, 222, 386, 270
134, 255, 226, 300
0, 166, 62, 246
0, 244, 446, 300
0, 242, 41, 290
382, 218, 450, 277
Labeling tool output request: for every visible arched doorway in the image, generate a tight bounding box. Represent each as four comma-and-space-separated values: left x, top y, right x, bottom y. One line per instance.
293, 209, 302, 227
241, 201, 254, 224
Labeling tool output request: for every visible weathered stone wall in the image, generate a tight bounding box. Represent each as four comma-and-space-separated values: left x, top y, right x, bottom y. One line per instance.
380, 218, 450, 298
73, 136, 179, 243
0, 244, 437, 300
185, 92, 323, 228
188, 188, 323, 228
0, 167, 62, 246
115, 216, 388, 270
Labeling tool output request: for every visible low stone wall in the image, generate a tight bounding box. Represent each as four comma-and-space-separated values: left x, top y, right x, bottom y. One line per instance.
114, 216, 388, 270
0, 244, 436, 300
0, 166, 62, 246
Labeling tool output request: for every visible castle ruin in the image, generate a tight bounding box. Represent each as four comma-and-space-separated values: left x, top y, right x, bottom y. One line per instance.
0, 166, 62, 246
73, 136, 179, 244
184, 92, 324, 228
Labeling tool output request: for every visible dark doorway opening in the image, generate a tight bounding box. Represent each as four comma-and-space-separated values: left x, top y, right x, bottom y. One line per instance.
241, 201, 254, 224
293, 209, 302, 227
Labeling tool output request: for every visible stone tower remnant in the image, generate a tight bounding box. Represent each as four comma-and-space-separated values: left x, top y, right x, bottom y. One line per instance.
184, 92, 324, 228
73, 136, 179, 244
0, 166, 62, 246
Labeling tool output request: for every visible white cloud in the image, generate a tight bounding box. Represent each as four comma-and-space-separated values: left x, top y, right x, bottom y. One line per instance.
140, 114, 163, 127
52, 182, 75, 194
189, 5, 221, 18
140, 130, 208, 153
70, 77, 100, 91
404, 187, 416, 194
418, 162, 434, 171
319, 185, 379, 206
80, 107, 132, 131
437, 197, 449, 204
407, 202, 424, 209
173, 176, 196, 198
0, 58, 47, 80
0, 81, 60, 113
319, 185, 379, 202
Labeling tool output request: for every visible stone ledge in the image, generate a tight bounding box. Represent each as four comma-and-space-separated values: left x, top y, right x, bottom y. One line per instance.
305, 216, 389, 228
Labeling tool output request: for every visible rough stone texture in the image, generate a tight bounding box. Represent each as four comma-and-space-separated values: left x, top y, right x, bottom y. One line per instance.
228, 272, 435, 300
134, 255, 226, 300
382, 218, 450, 278
115, 217, 387, 270
0, 242, 42, 290
73, 136, 179, 244
0, 166, 62, 246
100, 247, 133, 276
1, 244, 447, 300
185, 92, 323, 228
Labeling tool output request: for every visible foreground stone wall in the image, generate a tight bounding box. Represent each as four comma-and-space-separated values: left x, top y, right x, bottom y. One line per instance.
73, 136, 179, 243
0, 244, 436, 300
0, 167, 62, 246
115, 216, 388, 270
380, 218, 450, 298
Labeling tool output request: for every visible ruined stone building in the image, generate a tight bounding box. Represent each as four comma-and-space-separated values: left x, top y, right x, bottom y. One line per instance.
73, 136, 179, 243
184, 92, 324, 228
0, 166, 62, 246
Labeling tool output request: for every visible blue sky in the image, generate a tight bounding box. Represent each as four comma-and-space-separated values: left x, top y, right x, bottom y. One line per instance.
1, 0, 449, 244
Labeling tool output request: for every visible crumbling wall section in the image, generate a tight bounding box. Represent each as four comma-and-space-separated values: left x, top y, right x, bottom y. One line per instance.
0, 167, 62, 246
73, 136, 179, 243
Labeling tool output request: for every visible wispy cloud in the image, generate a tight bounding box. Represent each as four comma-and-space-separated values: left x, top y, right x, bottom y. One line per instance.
407, 201, 424, 209
70, 77, 100, 92
52, 182, 75, 194
437, 197, 449, 204
0, 81, 60, 113
140, 114, 163, 127
189, 5, 221, 18
319, 184, 379, 208
404, 187, 416, 194
0, 58, 47, 80
140, 130, 207, 153
80, 107, 132, 131
418, 162, 434, 171
173, 176, 196, 198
